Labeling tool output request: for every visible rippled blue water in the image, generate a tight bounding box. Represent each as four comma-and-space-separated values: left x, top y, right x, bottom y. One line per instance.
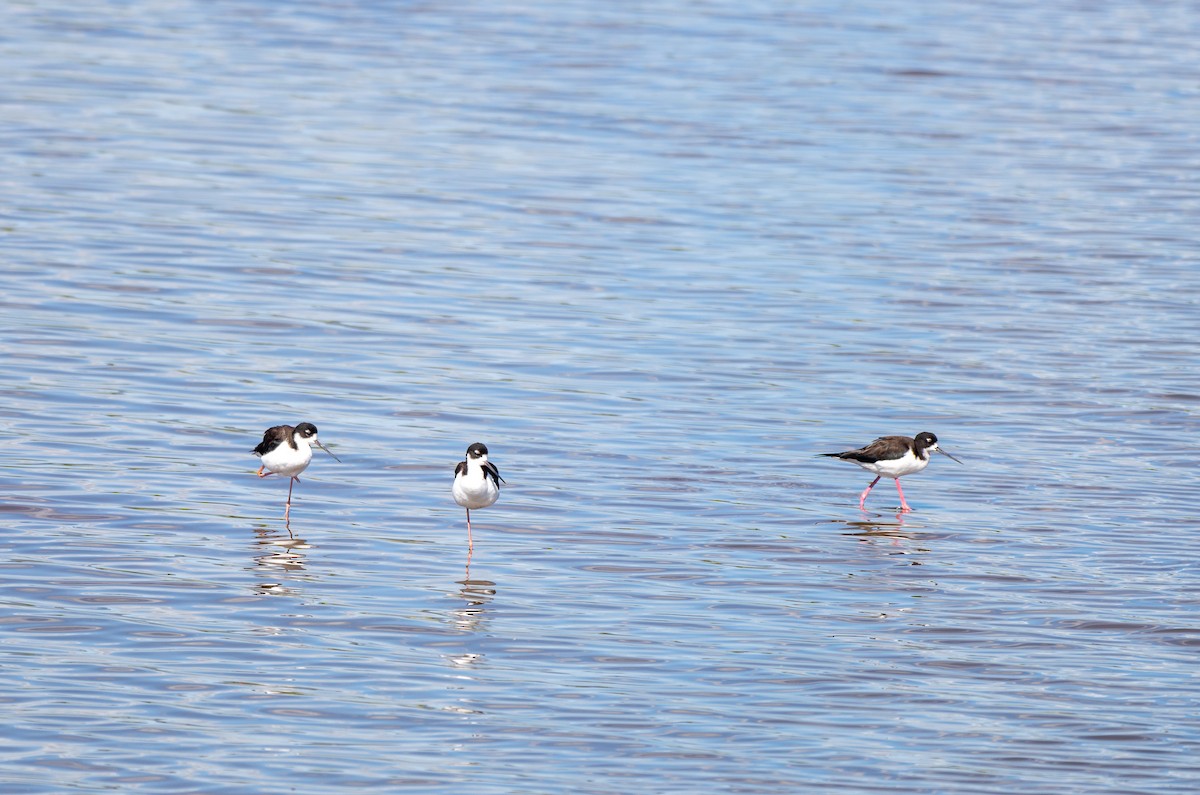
3, 1, 1199, 792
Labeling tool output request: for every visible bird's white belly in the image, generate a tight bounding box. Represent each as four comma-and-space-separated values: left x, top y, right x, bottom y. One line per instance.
857, 450, 929, 479
261, 444, 312, 478
453, 474, 498, 510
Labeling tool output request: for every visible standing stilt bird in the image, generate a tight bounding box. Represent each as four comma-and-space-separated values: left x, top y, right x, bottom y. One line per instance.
452, 442, 504, 554
252, 422, 340, 524
821, 431, 960, 512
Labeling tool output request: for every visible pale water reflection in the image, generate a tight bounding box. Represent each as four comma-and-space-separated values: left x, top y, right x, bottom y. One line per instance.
250, 526, 311, 578
2, 0, 1200, 793
450, 577, 498, 635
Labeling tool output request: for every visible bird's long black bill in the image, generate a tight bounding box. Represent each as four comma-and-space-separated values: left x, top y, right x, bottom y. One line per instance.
938, 448, 963, 464
316, 440, 342, 463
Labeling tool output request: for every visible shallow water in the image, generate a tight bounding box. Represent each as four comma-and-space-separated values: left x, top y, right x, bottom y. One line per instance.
2, 1, 1200, 792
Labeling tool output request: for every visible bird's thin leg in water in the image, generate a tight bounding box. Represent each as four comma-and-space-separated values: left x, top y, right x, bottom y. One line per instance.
859, 476, 881, 510
894, 479, 912, 513
284, 477, 297, 523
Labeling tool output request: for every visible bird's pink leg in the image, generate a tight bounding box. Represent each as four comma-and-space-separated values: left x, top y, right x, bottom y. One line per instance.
466, 509, 474, 554
257, 465, 271, 478
894, 478, 912, 513
859, 476, 881, 510
284, 477, 296, 523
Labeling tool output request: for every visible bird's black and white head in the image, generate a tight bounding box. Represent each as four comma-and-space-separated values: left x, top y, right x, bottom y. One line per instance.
465, 442, 489, 462
915, 431, 961, 464
294, 422, 319, 441
295, 422, 341, 462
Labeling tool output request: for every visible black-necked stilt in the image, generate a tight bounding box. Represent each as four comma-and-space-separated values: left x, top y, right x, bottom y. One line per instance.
252, 422, 340, 524
821, 431, 960, 512
452, 442, 504, 554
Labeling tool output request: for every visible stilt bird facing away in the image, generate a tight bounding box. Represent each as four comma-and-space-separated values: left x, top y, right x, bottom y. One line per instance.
253, 422, 340, 524
822, 431, 960, 512
452, 442, 504, 554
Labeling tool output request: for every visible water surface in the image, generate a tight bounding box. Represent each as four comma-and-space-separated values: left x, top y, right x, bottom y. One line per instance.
2, 1, 1199, 792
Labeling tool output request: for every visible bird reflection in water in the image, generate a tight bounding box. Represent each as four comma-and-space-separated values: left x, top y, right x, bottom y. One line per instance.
823, 513, 915, 551
840, 511, 911, 537
250, 524, 311, 593
451, 555, 497, 635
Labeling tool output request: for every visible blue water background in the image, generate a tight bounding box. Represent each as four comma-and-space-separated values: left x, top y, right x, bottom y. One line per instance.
2, 1, 1199, 792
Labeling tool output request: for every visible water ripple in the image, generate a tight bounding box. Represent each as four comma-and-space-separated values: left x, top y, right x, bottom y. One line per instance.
2, 0, 1200, 793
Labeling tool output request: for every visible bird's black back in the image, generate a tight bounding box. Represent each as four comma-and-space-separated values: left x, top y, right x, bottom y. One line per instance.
253, 425, 295, 456
822, 435, 915, 464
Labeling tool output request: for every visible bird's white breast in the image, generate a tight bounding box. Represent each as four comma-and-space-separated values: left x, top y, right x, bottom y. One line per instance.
453, 464, 499, 510
856, 449, 929, 479
260, 440, 313, 478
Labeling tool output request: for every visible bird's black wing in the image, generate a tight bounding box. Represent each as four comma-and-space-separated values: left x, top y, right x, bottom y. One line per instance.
483, 461, 505, 486
845, 436, 910, 463
453, 460, 467, 477
253, 425, 292, 456
821, 436, 909, 463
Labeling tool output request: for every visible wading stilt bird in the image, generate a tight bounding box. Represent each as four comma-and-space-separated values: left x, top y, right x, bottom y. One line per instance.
452, 442, 504, 554
252, 422, 340, 524
821, 431, 961, 512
